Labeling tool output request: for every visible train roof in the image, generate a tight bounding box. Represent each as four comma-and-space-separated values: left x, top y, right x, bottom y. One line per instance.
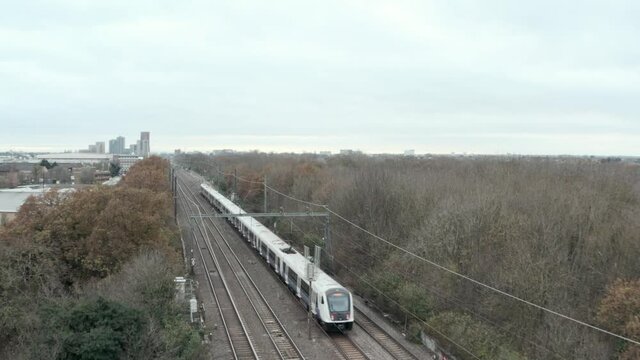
200, 183, 344, 292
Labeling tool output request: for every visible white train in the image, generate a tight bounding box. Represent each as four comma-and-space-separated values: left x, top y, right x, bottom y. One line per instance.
200, 183, 354, 331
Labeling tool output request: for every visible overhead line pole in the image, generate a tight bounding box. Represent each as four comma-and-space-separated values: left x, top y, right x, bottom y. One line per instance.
324, 210, 332, 271
234, 168, 237, 199
263, 175, 267, 213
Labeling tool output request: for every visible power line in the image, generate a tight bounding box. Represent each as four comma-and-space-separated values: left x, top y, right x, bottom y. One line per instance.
321, 248, 481, 360
325, 208, 640, 346
266, 184, 327, 208
208, 164, 265, 185
292, 215, 567, 359
197, 162, 640, 346
341, 241, 564, 358
205, 173, 563, 359
259, 180, 640, 346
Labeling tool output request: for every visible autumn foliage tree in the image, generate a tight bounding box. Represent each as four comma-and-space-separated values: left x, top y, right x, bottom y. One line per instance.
180, 152, 640, 359
0, 156, 204, 359
1, 157, 176, 281
122, 156, 171, 193
598, 279, 640, 359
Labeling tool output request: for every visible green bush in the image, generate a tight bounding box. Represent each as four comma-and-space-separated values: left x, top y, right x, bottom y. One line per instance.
39, 297, 144, 360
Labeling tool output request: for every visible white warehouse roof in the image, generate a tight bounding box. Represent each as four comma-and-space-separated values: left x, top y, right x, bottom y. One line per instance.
0, 192, 36, 213
36, 153, 113, 164
0, 186, 74, 213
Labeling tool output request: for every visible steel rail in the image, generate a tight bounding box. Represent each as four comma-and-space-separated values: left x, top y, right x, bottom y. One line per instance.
183, 171, 369, 360
180, 170, 369, 360
181, 172, 305, 360
177, 181, 258, 359
354, 308, 418, 360
328, 331, 371, 360
176, 187, 237, 357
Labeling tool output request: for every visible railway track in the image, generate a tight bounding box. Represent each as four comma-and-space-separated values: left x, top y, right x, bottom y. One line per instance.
330, 332, 371, 360
355, 309, 418, 360
178, 173, 304, 360
179, 169, 423, 360
177, 182, 257, 359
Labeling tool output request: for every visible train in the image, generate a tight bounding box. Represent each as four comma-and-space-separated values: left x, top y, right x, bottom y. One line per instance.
200, 183, 354, 331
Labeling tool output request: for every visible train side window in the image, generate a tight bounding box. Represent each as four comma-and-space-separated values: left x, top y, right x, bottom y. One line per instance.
288, 269, 297, 283
321, 296, 324, 304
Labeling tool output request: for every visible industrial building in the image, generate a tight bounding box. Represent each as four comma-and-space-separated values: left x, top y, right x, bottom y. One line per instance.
0, 187, 75, 227
0, 189, 37, 226
114, 155, 143, 173
36, 153, 112, 164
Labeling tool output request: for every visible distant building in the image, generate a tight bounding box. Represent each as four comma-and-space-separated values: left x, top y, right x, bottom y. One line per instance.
212, 149, 236, 155
0, 189, 39, 226
140, 131, 150, 158
116, 136, 125, 154
94, 171, 110, 183
114, 155, 143, 173
175, 149, 182, 155
108, 136, 126, 154
319, 151, 332, 156
129, 144, 138, 155
95, 142, 105, 154
339, 149, 362, 155
1, 186, 78, 226
404, 149, 415, 156
109, 139, 117, 154
37, 153, 112, 164
212, 149, 235, 155
88, 144, 97, 153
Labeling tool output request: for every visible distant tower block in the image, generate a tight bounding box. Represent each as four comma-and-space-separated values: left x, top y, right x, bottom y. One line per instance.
140, 131, 150, 158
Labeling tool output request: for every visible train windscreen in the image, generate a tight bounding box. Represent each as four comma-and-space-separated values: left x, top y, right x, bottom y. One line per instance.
327, 290, 350, 312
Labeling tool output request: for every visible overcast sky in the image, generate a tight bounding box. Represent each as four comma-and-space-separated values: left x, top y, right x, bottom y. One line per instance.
1, 0, 639, 155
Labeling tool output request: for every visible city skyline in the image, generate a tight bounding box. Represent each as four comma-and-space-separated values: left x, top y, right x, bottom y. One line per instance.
2, 131, 153, 156
1, 130, 638, 157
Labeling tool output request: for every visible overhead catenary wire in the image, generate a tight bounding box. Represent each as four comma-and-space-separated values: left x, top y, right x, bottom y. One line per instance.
321, 248, 481, 360
266, 184, 327, 208
209, 164, 640, 346
279, 213, 481, 359
325, 208, 640, 346
291, 215, 567, 360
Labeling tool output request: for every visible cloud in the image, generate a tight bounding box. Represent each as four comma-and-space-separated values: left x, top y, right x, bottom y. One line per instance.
0, 0, 638, 155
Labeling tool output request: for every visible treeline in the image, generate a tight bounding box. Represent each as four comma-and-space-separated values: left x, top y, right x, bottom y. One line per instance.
179, 152, 640, 360
0, 156, 206, 359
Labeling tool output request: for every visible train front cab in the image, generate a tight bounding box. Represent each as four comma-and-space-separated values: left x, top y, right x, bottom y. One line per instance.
318, 288, 353, 331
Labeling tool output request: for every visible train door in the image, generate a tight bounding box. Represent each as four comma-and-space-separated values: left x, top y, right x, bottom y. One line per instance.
287, 268, 297, 293
276, 257, 281, 276
279, 258, 285, 277
311, 290, 317, 315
